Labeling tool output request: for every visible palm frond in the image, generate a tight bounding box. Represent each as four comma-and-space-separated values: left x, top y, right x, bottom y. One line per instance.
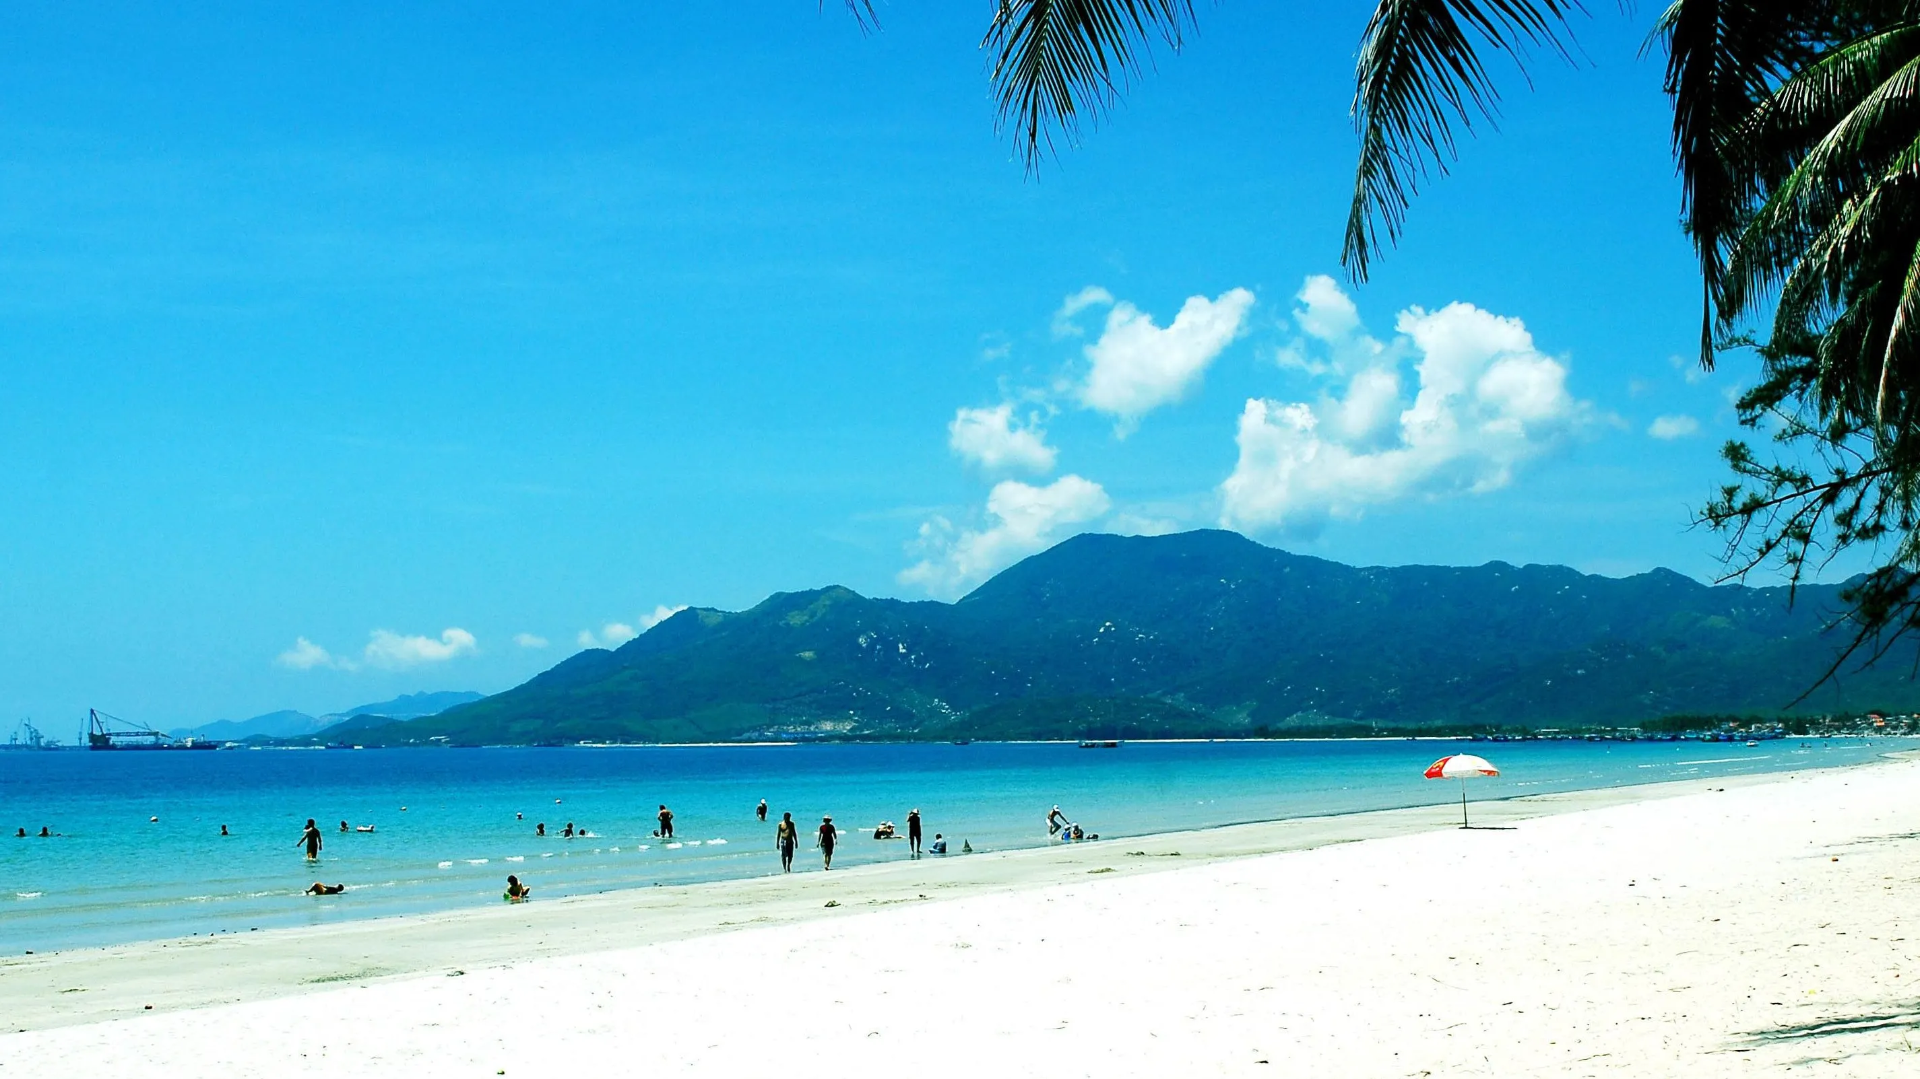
983, 1, 1196, 168
1344, 0, 1585, 282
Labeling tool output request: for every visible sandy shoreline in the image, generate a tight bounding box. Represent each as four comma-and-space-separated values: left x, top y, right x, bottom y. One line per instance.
5, 754, 1919, 1075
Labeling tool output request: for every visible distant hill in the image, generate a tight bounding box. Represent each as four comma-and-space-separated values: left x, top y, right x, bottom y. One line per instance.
333, 531, 1920, 746
177, 690, 483, 740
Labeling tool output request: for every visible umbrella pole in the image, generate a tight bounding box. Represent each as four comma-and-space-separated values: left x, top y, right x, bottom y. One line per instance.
1460, 778, 1469, 829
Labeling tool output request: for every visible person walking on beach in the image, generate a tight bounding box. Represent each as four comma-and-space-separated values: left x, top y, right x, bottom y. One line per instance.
657, 804, 674, 839
757, 799, 768, 822
298, 818, 323, 860
776, 811, 798, 872
907, 808, 923, 856
817, 815, 837, 870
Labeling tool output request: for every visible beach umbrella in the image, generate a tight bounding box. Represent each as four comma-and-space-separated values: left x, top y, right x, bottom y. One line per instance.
1424, 754, 1499, 828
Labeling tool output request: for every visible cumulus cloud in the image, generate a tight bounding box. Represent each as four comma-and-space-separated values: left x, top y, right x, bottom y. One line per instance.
900, 475, 1111, 597
513, 632, 549, 649
1220, 280, 1587, 535
363, 628, 478, 670
277, 637, 340, 670
1648, 414, 1700, 440
639, 604, 687, 630
1051, 285, 1115, 338
948, 403, 1058, 474
1077, 287, 1255, 432
578, 623, 637, 650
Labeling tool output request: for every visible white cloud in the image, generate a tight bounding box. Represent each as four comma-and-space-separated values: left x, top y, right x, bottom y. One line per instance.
1220, 281, 1587, 536
900, 475, 1111, 597
1648, 414, 1700, 440
578, 623, 637, 650
1078, 287, 1255, 431
948, 403, 1058, 474
639, 604, 687, 630
1670, 353, 1710, 385
576, 606, 685, 650
512, 632, 549, 649
1051, 285, 1115, 338
276, 637, 341, 670
362, 628, 477, 670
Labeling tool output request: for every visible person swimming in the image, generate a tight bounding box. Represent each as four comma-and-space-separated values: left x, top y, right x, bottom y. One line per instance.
14, 827, 24, 838
817, 815, 837, 870
536, 822, 546, 837
338, 820, 349, 833
306, 882, 345, 895
873, 821, 897, 840
298, 818, 323, 860
37, 826, 50, 837
757, 799, 768, 822
776, 811, 798, 873
562, 822, 574, 838
928, 833, 947, 855
504, 874, 531, 901
220, 824, 230, 837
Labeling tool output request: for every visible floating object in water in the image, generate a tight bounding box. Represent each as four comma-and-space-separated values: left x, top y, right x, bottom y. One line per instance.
149, 816, 159, 822
437, 861, 453, 869
355, 825, 375, 833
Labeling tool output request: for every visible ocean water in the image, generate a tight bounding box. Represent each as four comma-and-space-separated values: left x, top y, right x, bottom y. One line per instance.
0, 738, 1902, 952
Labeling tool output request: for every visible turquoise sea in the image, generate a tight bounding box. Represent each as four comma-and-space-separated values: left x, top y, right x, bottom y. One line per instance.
0, 738, 1904, 953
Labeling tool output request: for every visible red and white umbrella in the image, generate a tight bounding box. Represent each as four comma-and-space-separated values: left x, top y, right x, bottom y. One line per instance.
1424, 754, 1499, 827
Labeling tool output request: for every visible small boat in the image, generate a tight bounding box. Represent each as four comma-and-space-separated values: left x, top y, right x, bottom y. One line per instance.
1745, 740, 1759, 747
1077, 740, 1121, 749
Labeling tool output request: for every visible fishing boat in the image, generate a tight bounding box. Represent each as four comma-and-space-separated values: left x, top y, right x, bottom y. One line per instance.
86, 709, 219, 750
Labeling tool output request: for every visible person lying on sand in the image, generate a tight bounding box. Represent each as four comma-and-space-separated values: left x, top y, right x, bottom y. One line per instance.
504, 874, 531, 901
306, 882, 345, 895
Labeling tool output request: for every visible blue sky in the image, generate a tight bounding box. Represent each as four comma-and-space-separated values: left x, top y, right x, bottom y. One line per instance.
1, 3, 1767, 727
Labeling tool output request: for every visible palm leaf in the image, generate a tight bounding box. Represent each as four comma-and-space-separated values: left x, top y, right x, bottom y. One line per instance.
983, 0, 1196, 167
1343, 0, 1584, 282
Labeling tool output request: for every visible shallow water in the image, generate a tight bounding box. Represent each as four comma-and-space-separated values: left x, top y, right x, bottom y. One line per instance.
0, 737, 1901, 952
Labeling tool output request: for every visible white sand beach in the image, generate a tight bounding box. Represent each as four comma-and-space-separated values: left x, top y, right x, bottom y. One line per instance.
4, 755, 1918, 1077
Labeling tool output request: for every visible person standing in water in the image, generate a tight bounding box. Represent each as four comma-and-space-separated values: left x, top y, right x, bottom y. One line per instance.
817, 815, 837, 870
906, 808, 923, 856
775, 811, 798, 873
657, 804, 674, 839
298, 818, 323, 860
756, 799, 768, 822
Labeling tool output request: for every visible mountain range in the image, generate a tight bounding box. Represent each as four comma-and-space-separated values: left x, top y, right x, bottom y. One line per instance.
176, 690, 483, 741
327, 531, 1920, 746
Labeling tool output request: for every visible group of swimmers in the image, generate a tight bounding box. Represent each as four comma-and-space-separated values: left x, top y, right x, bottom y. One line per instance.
13, 826, 55, 837
1047, 805, 1097, 841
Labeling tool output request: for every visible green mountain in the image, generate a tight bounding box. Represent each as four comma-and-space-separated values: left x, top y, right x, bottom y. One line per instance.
336, 531, 1920, 745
